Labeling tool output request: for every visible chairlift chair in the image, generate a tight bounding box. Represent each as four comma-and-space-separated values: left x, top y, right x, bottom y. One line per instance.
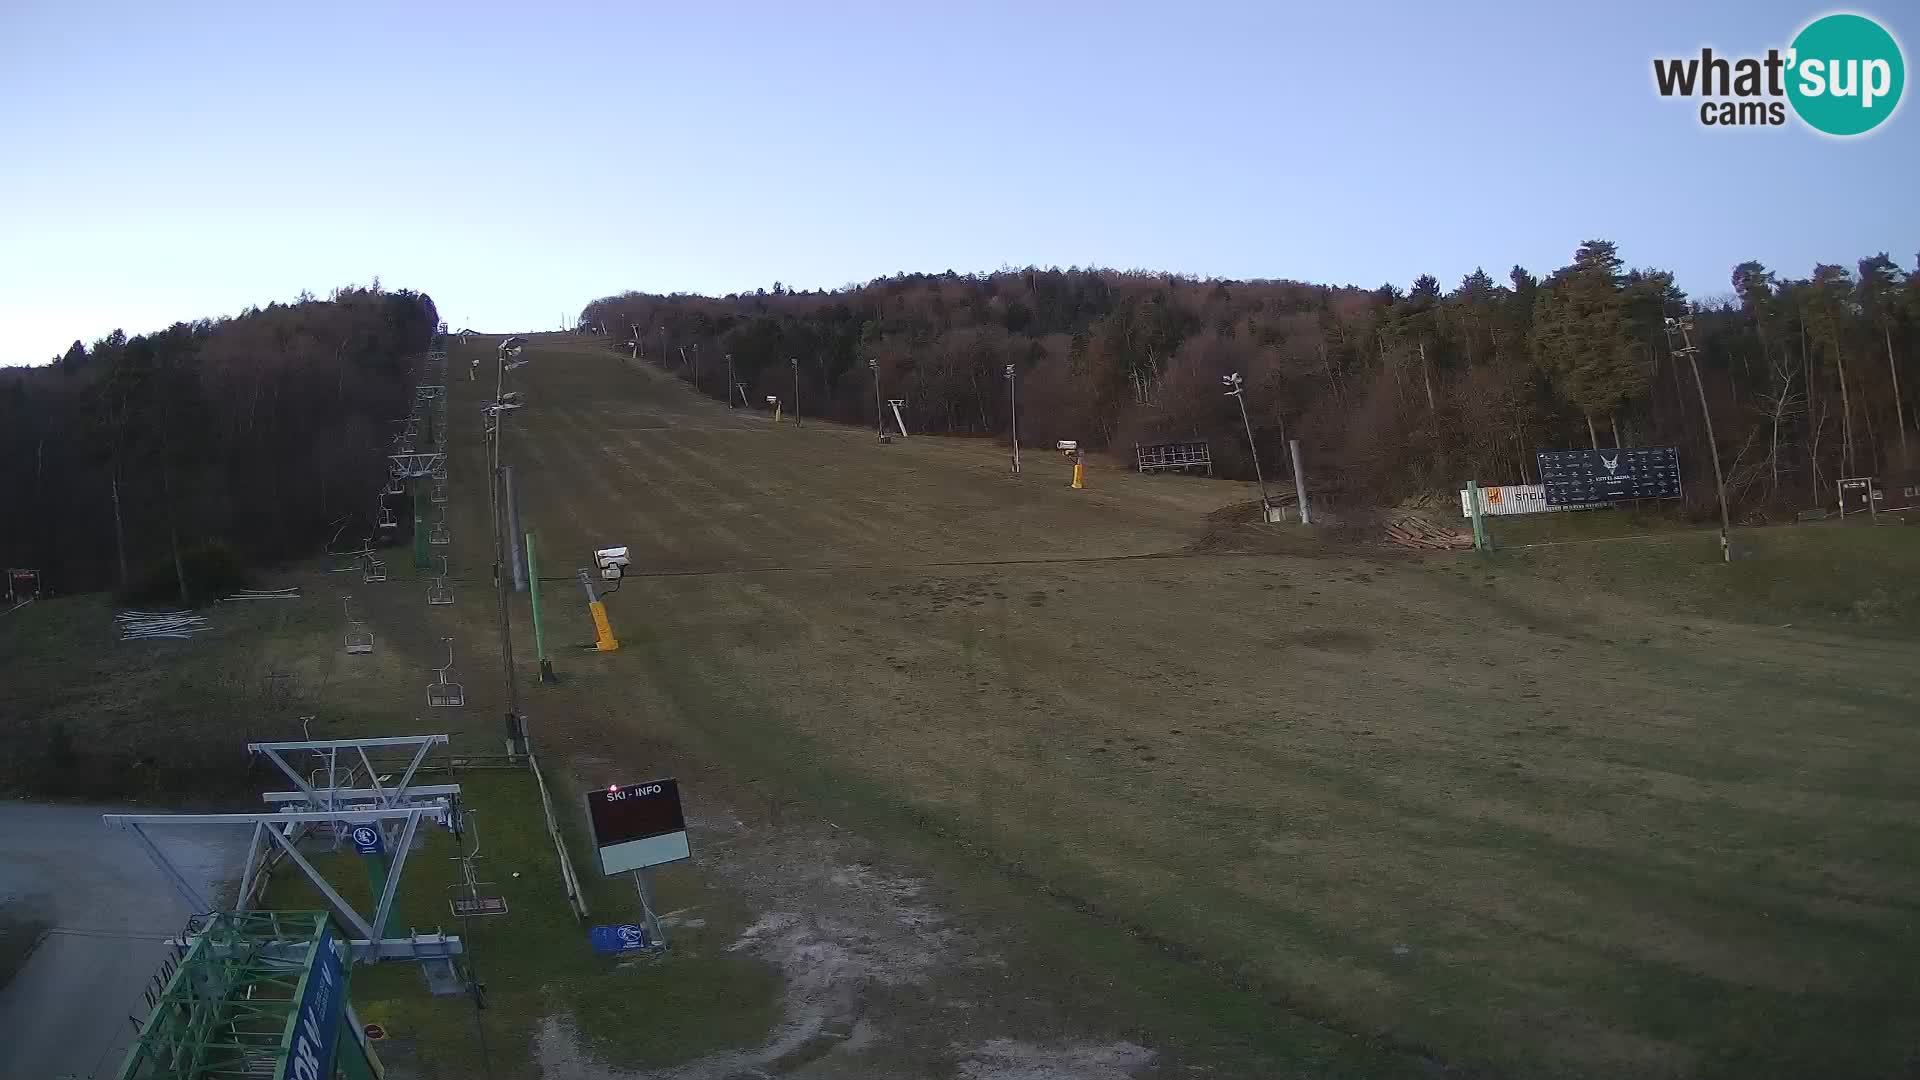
429, 517, 451, 545
427, 638, 465, 707
431, 482, 448, 505
363, 554, 388, 584
376, 495, 399, 531
343, 597, 374, 654
428, 557, 453, 606
431, 459, 448, 480
385, 476, 404, 496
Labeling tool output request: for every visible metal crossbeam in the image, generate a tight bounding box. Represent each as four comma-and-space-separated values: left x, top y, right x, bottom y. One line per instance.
388, 452, 446, 478
260, 783, 461, 805
248, 734, 448, 813
104, 806, 463, 963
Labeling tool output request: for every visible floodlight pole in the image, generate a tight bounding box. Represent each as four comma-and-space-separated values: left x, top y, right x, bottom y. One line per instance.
1223, 373, 1272, 520
870, 359, 883, 437
1667, 315, 1732, 563
790, 358, 801, 427
726, 354, 736, 407
1005, 363, 1021, 475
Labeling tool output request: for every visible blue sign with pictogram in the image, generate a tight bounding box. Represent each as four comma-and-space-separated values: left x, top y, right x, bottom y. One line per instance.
589, 924, 651, 954
349, 825, 385, 857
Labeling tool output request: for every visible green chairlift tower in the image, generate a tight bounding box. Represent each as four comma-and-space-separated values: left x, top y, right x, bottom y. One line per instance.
118, 911, 381, 1080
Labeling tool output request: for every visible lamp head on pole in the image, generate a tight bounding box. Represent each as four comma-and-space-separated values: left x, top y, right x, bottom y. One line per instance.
1222, 371, 1244, 397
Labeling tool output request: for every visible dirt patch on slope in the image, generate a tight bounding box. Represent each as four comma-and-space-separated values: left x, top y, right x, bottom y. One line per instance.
535, 809, 1154, 1079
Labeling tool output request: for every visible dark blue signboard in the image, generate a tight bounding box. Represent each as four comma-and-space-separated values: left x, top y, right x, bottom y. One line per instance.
279, 928, 346, 1080
589, 924, 651, 954
1536, 447, 1682, 506
349, 824, 385, 857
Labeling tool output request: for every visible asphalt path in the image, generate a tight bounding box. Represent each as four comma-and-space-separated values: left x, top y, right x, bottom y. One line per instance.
0, 801, 239, 1080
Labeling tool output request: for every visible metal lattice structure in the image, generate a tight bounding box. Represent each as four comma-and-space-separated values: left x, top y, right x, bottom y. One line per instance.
388, 452, 446, 479
1134, 440, 1213, 475
117, 910, 355, 1080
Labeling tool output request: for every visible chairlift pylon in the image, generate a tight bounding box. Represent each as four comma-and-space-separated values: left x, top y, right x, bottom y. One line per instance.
343, 596, 374, 654
428, 638, 465, 707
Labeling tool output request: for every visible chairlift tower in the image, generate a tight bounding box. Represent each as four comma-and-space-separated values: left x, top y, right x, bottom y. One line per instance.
114, 911, 383, 1080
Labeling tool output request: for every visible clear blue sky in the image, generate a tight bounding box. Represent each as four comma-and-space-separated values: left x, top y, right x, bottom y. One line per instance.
2, 0, 1913, 363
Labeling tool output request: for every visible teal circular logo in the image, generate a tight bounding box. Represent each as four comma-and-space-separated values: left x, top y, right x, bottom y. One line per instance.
1787, 14, 1904, 136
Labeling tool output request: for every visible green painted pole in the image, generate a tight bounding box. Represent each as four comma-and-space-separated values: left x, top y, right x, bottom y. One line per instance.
527, 532, 556, 684
1465, 479, 1489, 552
365, 853, 391, 935
412, 479, 430, 571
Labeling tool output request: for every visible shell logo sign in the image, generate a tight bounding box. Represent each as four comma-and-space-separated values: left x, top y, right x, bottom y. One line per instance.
1459, 484, 1561, 517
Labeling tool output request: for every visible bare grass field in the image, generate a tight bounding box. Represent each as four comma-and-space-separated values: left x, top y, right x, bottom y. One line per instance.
6, 332, 1917, 1079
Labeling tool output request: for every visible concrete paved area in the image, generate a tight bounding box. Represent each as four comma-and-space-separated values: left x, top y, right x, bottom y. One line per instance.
0, 801, 238, 1080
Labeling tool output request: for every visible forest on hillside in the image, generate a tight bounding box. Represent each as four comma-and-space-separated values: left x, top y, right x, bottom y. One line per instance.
583, 244, 1919, 516
0, 287, 439, 598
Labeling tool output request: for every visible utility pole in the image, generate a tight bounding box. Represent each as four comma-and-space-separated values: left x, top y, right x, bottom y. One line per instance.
870, 358, 883, 437
1667, 314, 1732, 563
1222, 372, 1272, 521
110, 471, 129, 587
790, 358, 801, 427
726, 354, 737, 408
1005, 363, 1021, 475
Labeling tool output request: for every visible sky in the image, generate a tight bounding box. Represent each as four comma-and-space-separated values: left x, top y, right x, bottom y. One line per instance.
1, 0, 1914, 364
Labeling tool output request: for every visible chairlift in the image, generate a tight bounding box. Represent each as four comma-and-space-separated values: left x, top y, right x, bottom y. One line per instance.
377, 495, 399, 531
427, 638, 465, 707
363, 554, 388, 584
431, 482, 448, 505
429, 517, 451, 545
431, 459, 448, 480
385, 476, 404, 496
428, 557, 453, 606
343, 597, 374, 654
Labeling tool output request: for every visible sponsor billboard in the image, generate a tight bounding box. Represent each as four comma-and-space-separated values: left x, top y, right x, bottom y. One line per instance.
1537, 448, 1682, 506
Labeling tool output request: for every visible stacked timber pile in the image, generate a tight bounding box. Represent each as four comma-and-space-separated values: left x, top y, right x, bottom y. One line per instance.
1385, 513, 1474, 551
220, 587, 301, 602
118, 609, 211, 640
